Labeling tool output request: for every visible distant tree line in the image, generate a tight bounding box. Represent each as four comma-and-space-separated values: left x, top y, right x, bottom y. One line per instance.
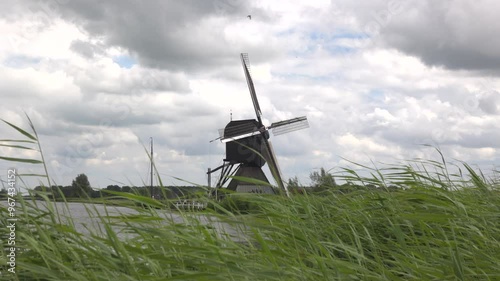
287, 168, 399, 195
30, 173, 204, 200
0, 170, 399, 200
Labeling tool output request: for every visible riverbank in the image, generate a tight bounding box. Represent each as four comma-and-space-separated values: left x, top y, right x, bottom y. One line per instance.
1, 182, 499, 280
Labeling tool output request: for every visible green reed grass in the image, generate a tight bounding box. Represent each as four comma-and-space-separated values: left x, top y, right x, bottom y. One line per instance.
1, 117, 499, 280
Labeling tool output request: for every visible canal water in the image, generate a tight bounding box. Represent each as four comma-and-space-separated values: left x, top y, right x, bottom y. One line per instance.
1, 201, 246, 241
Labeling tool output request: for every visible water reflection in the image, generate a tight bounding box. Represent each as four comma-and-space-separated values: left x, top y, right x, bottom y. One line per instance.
1, 201, 246, 242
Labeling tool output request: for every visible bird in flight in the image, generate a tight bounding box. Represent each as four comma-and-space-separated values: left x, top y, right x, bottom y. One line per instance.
247, 15, 251, 20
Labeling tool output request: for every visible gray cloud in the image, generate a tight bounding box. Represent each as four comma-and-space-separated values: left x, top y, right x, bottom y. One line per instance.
53, 0, 276, 72
478, 91, 500, 114
69, 40, 104, 59
337, 0, 500, 73
70, 66, 191, 97
46, 91, 219, 130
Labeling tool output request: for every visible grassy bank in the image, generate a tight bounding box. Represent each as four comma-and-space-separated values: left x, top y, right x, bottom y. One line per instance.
1, 170, 499, 280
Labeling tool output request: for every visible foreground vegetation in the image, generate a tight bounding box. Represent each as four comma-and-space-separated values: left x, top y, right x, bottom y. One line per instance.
1, 117, 499, 280
1, 164, 499, 280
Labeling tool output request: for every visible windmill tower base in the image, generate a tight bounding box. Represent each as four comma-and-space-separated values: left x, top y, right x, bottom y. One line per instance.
227, 165, 276, 194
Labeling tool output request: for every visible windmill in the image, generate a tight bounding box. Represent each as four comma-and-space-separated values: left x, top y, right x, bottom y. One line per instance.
208, 53, 309, 197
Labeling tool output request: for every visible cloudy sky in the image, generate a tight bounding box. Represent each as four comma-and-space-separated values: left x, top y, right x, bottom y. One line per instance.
1, 0, 499, 189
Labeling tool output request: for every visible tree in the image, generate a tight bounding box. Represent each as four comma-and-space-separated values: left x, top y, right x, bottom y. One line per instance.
309, 168, 336, 192
72, 174, 93, 197
287, 176, 304, 194
106, 185, 121, 192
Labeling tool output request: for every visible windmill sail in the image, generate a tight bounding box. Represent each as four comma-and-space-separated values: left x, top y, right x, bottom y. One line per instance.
241, 53, 263, 124
221, 116, 309, 142
270, 116, 309, 136
221, 130, 261, 143
262, 139, 288, 196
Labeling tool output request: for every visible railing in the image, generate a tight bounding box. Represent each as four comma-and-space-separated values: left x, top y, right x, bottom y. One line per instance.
173, 200, 207, 211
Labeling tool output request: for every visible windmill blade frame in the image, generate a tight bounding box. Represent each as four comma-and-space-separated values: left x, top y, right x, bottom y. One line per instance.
269, 116, 309, 136
262, 138, 289, 196
241, 53, 263, 125
221, 130, 262, 143
221, 115, 309, 142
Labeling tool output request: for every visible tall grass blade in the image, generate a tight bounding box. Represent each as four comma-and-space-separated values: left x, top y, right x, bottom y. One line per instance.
0, 144, 35, 150
462, 162, 490, 192
0, 155, 43, 164
0, 139, 36, 143
1, 119, 37, 140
